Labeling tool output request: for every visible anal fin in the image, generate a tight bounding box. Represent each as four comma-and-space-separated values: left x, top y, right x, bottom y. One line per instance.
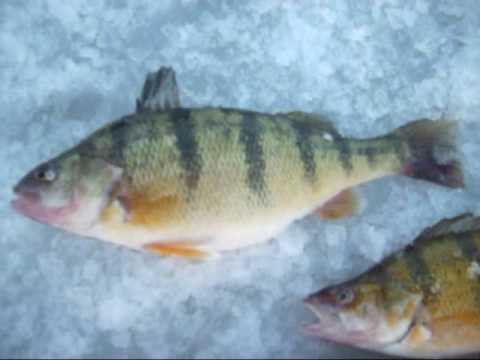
317, 189, 359, 220
143, 242, 212, 259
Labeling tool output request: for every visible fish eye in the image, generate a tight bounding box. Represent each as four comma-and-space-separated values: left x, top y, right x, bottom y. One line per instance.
34, 165, 56, 182
336, 288, 355, 305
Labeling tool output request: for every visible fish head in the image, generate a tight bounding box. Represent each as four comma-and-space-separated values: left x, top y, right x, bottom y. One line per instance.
11, 152, 121, 232
304, 279, 423, 352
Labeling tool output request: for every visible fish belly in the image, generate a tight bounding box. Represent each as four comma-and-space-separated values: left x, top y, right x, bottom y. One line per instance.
86, 197, 316, 253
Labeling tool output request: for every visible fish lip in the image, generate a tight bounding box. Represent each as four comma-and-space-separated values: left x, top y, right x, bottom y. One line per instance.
11, 186, 41, 212
10, 188, 46, 223
12, 188, 40, 202
303, 293, 340, 320
303, 298, 337, 320
303, 298, 341, 337
11, 195, 38, 220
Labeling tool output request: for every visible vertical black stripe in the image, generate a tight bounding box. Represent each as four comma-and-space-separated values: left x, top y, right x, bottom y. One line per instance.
170, 109, 202, 191
355, 144, 378, 168
456, 232, 480, 261
364, 146, 378, 167
291, 120, 316, 183
403, 246, 434, 298
109, 118, 131, 165
393, 135, 407, 165
333, 135, 353, 173
239, 112, 266, 197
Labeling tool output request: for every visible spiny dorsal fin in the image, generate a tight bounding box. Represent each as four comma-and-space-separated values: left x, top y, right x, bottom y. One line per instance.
417, 213, 480, 241
136, 66, 180, 112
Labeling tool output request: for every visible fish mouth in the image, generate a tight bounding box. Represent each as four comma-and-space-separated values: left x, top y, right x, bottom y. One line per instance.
11, 187, 61, 225
303, 296, 421, 349
12, 186, 40, 210
11, 188, 45, 222
304, 303, 373, 346
303, 299, 370, 346
303, 296, 340, 330
12, 186, 81, 227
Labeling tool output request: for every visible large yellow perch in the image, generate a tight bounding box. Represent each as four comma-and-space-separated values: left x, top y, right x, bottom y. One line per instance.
11, 67, 463, 258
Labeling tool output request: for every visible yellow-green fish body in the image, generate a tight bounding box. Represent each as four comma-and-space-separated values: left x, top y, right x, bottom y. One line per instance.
11, 68, 463, 258
83, 108, 411, 251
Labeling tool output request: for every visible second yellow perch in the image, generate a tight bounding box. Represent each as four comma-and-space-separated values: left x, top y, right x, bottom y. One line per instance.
305, 214, 480, 358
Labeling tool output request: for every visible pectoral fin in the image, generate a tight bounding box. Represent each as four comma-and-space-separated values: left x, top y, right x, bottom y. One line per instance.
143, 242, 211, 259
403, 322, 432, 347
317, 189, 359, 220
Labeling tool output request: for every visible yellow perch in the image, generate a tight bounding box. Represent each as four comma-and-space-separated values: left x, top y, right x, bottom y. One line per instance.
305, 214, 480, 358
11, 67, 463, 258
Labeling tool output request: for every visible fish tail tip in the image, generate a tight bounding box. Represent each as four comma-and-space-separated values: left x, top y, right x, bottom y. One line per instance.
397, 119, 464, 189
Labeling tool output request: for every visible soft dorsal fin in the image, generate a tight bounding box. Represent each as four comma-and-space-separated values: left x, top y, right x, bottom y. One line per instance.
281, 111, 341, 137
417, 213, 480, 241
136, 66, 181, 112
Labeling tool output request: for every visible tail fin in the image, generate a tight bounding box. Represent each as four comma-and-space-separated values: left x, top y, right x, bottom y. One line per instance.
394, 119, 464, 188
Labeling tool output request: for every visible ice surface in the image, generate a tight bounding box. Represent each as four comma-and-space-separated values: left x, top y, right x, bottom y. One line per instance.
1, 0, 480, 358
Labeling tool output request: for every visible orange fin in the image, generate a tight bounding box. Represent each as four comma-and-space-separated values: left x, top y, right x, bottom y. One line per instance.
403, 322, 432, 347
317, 189, 359, 220
143, 242, 211, 259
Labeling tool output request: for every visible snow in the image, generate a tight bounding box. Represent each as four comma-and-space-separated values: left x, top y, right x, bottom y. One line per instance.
1, 0, 480, 358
